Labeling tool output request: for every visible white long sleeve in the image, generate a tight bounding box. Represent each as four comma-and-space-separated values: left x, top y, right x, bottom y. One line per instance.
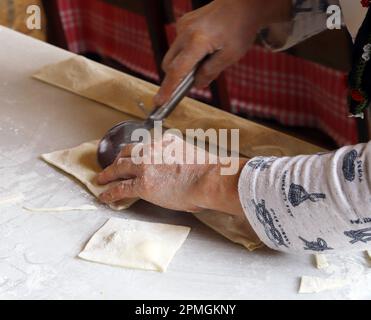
238, 142, 371, 253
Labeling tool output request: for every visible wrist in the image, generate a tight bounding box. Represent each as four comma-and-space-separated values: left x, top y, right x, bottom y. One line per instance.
194, 158, 249, 216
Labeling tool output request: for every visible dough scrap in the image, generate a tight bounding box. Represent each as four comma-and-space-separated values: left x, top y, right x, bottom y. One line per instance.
23, 205, 98, 212
78, 217, 190, 272
0, 193, 24, 206
41, 141, 263, 251
315, 254, 329, 270
299, 276, 349, 294
367, 250, 371, 260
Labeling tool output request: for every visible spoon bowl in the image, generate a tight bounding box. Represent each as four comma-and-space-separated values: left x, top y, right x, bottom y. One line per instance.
97, 120, 153, 169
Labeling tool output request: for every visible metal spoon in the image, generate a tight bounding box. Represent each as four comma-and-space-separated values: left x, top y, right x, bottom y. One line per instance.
97, 66, 198, 169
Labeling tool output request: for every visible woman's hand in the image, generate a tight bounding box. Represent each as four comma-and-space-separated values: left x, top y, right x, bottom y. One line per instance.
97, 134, 248, 217
154, 0, 292, 106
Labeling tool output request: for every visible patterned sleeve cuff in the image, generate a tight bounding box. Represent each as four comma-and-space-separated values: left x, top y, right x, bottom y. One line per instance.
260, 0, 340, 52
238, 156, 285, 251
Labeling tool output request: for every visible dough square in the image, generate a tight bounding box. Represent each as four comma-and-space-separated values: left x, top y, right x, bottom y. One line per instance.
41, 141, 137, 210
78, 218, 191, 272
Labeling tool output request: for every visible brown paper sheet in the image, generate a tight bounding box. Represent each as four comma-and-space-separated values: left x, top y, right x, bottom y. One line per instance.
33, 56, 324, 251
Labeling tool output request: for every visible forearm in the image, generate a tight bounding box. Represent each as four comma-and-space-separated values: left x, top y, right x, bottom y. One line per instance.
239, 142, 371, 253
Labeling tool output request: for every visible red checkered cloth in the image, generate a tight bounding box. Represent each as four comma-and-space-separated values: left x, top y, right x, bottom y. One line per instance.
57, 0, 358, 146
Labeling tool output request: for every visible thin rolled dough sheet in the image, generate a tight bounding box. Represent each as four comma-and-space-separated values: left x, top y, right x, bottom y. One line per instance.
41, 141, 263, 251
79, 217, 190, 272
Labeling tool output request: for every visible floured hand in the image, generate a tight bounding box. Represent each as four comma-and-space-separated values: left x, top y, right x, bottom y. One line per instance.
97, 134, 248, 217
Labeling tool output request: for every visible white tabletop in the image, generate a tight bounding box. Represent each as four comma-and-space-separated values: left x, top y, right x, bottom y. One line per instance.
0, 26, 370, 300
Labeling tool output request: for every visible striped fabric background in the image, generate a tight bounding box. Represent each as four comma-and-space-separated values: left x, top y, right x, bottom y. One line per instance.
56, 0, 358, 146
